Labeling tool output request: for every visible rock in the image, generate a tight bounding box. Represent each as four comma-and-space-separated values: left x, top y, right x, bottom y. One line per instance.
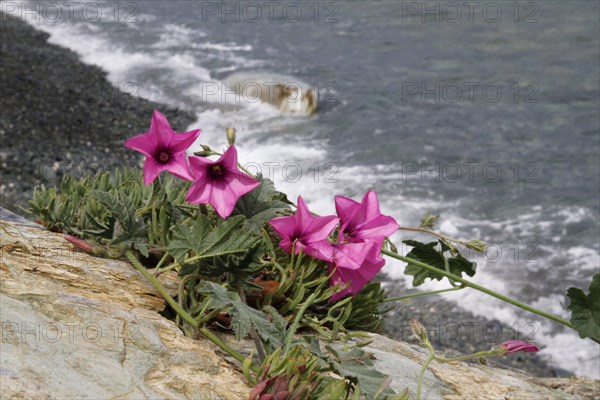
1, 216, 598, 400
363, 335, 600, 399
0, 219, 250, 399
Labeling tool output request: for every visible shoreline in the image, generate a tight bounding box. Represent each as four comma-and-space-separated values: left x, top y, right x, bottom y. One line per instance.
0, 12, 196, 212
0, 12, 570, 378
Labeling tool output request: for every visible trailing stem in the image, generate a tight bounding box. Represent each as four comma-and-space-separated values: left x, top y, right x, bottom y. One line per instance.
381, 249, 573, 329
125, 250, 259, 373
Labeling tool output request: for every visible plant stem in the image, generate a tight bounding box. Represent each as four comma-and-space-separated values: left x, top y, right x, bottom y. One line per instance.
416, 351, 435, 400
125, 251, 257, 372
126, 250, 199, 327
434, 349, 504, 363
284, 292, 317, 354
398, 226, 466, 246
153, 252, 170, 274
381, 249, 573, 329
383, 286, 464, 303
200, 327, 252, 368
237, 163, 257, 179
155, 253, 213, 276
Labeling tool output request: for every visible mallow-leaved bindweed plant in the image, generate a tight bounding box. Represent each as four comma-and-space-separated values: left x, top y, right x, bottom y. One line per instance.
28, 110, 599, 400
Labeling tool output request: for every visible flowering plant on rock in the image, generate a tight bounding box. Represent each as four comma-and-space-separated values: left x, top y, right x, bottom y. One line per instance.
28, 110, 599, 400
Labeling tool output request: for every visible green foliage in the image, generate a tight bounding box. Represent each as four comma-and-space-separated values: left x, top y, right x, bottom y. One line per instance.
87, 190, 149, 257
169, 215, 264, 287
345, 282, 392, 332
403, 240, 477, 286
250, 336, 406, 400
299, 336, 406, 400
232, 175, 292, 234
567, 273, 600, 342
327, 345, 397, 399
198, 282, 283, 349
27, 168, 190, 255
26, 167, 412, 400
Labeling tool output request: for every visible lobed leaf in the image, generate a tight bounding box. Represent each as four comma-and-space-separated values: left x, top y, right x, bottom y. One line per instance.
232, 176, 291, 234
567, 273, 600, 342
403, 240, 476, 286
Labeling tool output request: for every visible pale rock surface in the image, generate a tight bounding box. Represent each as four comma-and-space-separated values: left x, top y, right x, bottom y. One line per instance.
0, 217, 251, 400
1, 213, 598, 400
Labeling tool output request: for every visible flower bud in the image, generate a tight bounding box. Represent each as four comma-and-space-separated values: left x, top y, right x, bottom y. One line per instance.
497, 340, 540, 355
420, 211, 440, 229
64, 235, 93, 254
193, 151, 212, 157
226, 127, 237, 146
465, 240, 487, 253
409, 319, 428, 343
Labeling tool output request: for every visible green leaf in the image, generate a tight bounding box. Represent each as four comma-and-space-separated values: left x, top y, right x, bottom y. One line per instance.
403, 240, 476, 286
199, 242, 268, 288
302, 338, 398, 399
324, 345, 397, 400
197, 282, 283, 348
168, 215, 261, 264
87, 190, 148, 255
567, 273, 600, 342
232, 177, 291, 234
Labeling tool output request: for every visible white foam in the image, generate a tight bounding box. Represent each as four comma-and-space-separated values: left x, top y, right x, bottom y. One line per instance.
152, 24, 206, 48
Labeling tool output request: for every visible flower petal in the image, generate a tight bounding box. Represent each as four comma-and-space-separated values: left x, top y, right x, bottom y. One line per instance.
328, 241, 385, 301
220, 145, 239, 171
166, 154, 194, 181
170, 129, 201, 154
360, 191, 384, 221
269, 215, 297, 239
305, 215, 340, 243
500, 340, 540, 354
150, 110, 175, 148
125, 132, 156, 158
186, 179, 211, 204
188, 155, 214, 179
209, 179, 239, 219
142, 157, 165, 185
335, 195, 360, 222
225, 170, 260, 198
352, 214, 399, 240
295, 196, 313, 234
302, 240, 336, 261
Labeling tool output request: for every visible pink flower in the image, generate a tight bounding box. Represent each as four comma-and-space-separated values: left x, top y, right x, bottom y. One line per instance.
125, 110, 200, 185
335, 191, 399, 243
328, 240, 385, 301
499, 341, 540, 354
269, 196, 339, 261
186, 145, 259, 219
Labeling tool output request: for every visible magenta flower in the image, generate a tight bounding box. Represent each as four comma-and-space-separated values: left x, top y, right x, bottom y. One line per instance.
499, 341, 540, 354
269, 196, 339, 261
124, 110, 200, 185
335, 191, 399, 243
328, 240, 386, 301
186, 145, 259, 219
